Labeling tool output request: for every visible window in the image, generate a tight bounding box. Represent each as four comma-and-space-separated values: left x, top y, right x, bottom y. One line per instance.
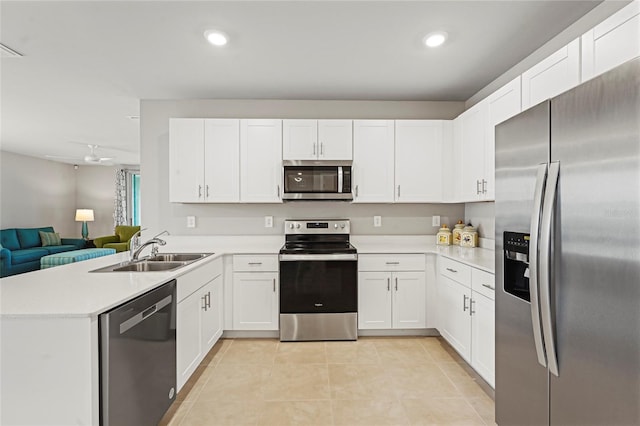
129, 172, 140, 226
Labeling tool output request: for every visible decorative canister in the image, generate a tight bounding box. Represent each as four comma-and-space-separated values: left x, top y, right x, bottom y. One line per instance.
460, 224, 479, 248
436, 224, 452, 245
452, 221, 465, 245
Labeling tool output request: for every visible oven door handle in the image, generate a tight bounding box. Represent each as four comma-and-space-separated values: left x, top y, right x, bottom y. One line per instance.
279, 253, 358, 261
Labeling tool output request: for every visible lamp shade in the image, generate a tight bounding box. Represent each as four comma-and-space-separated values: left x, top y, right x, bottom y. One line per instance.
75, 209, 94, 222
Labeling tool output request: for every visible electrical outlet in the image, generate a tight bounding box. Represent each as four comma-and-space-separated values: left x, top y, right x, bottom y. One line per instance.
187, 216, 196, 228
432, 215, 440, 227
264, 216, 273, 228
374, 216, 382, 227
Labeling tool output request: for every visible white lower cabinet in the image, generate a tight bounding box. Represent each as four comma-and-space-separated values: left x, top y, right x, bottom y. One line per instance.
358, 254, 426, 330
438, 257, 495, 387
232, 255, 279, 330
176, 258, 224, 391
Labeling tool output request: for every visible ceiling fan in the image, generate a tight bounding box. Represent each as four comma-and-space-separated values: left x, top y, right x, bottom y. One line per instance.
46, 144, 116, 165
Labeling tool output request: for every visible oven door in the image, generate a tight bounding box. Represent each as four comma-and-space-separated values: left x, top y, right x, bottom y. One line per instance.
279, 254, 357, 314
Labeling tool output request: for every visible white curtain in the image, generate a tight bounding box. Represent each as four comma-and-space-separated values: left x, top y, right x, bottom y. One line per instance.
113, 169, 127, 227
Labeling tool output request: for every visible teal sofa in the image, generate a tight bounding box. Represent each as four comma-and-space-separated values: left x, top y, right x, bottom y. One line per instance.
0, 226, 86, 277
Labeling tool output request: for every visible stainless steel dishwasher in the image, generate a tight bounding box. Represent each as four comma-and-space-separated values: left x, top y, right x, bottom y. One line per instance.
99, 280, 177, 426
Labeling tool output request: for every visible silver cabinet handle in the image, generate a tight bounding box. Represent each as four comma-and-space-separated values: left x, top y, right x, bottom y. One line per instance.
248, 262, 262, 265
277, 185, 280, 198
476, 180, 481, 195
463, 294, 469, 312
386, 261, 400, 265
540, 161, 560, 377
313, 143, 316, 156
397, 185, 401, 198
206, 291, 211, 309
481, 283, 495, 291
387, 277, 390, 291
355, 185, 359, 198
470, 299, 476, 316
206, 185, 210, 198
530, 163, 548, 368
198, 185, 202, 198
320, 142, 324, 156
202, 294, 207, 311
395, 277, 398, 291
273, 278, 276, 292
446, 267, 458, 273
482, 179, 487, 194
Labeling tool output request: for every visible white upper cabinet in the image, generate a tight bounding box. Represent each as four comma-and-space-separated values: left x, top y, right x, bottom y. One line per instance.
204, 119, 240, 202
283, 119, 352, 160
352, 120, 395, 203
395, 120, 444, 202
169, 118, 240, 203
169, 118, 205, 202
521, 38, 580, 110
459, 100, 489, 202
582, 0, 640, 82
240, 119, 283, 203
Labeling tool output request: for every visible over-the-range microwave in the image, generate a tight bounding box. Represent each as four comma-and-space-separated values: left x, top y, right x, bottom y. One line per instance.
282, 160, 352, 201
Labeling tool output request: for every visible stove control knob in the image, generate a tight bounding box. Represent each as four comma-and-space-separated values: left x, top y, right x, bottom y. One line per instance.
289, 223, 294, 229
334, 224, 338, 229
340, 223, 346, 229
295, 223, 301, 229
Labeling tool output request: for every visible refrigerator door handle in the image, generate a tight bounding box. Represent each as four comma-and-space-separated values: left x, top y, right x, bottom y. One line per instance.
540, 161, 560, 377
529, 163, 548, 368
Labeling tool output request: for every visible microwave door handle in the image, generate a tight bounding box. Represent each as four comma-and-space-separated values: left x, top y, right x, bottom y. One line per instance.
529, 163, 548, 368
338, 167, 343, 193
540, 161, 560, 377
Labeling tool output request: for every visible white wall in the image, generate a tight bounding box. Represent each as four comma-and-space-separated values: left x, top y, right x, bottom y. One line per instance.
75, 165, 119, 239
465, 202, 495, 241
0, 151, 77, 236
140, 99, 466, 235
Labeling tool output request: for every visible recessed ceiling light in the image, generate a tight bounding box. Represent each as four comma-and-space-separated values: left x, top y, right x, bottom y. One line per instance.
423, 31, 448, 48
204, 30, 228, 46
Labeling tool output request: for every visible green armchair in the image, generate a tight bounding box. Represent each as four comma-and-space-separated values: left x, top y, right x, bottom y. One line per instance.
93, 226, 141, 253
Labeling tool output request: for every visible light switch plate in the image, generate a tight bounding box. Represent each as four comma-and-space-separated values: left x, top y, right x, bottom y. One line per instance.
187, 216, 196, 228
432, 215, 440, 227
265, 216, 273, 228
374, 216, 382, 227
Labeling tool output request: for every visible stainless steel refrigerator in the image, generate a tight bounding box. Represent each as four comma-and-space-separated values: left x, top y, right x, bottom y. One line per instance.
495, 57, 640, 425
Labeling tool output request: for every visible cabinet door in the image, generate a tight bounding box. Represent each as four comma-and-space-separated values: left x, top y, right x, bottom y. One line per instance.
240, 119, 283, 202
204, 119, 240, 202
392, 271, 426, 329
522, 38, 580, 110
358, 272, 392, 329
233, 272, 279, 330
395, 120, 443, 202
201, 275, 223, 354
439, 275, 471, 361
352, 120, 395, 203
582, 1, 640, 82
318, 120, 353, 160
485, 76, 522, 200
169, 118, 204, 202
471, 291, 495, 388
460, 101, 488, 201
283, 119, 317, 160
177, 290, 204, 391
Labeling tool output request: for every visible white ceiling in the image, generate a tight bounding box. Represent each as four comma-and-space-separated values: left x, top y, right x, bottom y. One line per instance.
1, 1, 605, 167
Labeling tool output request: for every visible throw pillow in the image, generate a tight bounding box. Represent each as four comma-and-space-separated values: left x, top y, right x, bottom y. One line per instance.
39, 231, 62, 247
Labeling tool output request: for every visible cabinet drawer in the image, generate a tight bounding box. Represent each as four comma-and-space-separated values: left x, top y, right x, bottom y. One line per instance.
472, 268, 496, 300
177, 257, 223, 302
439, 257, 471, 287
233, 255, 278, 272
358, 254, 425, 271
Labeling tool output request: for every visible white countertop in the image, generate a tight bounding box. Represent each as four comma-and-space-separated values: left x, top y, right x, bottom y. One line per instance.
0, 235, 494, 318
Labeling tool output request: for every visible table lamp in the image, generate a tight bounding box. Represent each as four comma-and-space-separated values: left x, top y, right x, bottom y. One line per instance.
75, 209, 94, 240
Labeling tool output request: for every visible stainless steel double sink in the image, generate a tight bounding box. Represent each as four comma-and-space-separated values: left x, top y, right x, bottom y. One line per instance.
90, 253, 214, 273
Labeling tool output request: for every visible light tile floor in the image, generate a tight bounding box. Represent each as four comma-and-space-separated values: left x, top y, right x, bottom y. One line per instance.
160, 337, 495, 426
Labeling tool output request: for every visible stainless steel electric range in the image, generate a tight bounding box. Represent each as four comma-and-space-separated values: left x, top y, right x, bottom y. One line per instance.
279, 219, 357, 341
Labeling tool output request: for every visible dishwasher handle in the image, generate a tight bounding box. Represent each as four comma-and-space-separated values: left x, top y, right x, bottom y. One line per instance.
119, 294, 173, 335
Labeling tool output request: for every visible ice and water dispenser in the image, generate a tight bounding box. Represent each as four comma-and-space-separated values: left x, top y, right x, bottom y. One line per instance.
503, 231, 531, 302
